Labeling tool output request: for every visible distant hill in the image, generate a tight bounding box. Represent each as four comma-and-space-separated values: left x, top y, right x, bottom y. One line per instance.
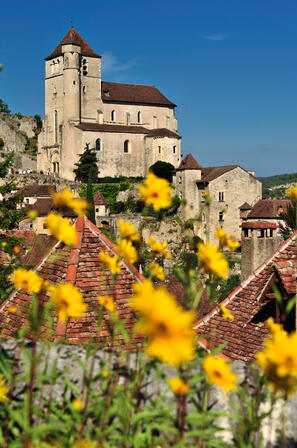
259, 172, 297, 199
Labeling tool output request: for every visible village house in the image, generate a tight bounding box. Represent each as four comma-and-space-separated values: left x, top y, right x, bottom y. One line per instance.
37, 26, 181, 180
173, 153, 262, 244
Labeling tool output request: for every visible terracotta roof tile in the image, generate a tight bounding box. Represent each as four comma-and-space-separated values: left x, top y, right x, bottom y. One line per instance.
194, 230, 297, 362
0, 217, 144, 345
239, 202, 252, 210
76, 123, 150, 134
247, 200, 290, 219
242, 222, 279, 229
45, 27, 100, 60
146, 128, 181, 139
101, 81, 176, 107
201, 165, 239, 182
176, 154, 202, 171
18, 184, 54, 198
28, 198, 53, 216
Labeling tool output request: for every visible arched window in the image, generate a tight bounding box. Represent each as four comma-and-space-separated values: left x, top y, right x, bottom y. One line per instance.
173, 145, 176, 154
111, 110, 116, 122
126, 112, 131, 125
137, 111, 142, 123
95, 138, 101, 151
124, 140, 130, 153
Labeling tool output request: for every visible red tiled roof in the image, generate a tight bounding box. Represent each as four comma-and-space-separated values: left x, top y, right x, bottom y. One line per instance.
247, 200, 290, 219
0, 217, 144, 345
242, 222, 279, 229
18, 185, 55, 198
101, 81, 176, 107
201, 165, 239, 182
239, 202, 252, 210
28, 198, 53, 216
94, 189, 107, 206
146, 128, 181, 139
45, 27, 100, 60
194, 230, 297, 362
76, 123, 150, 134
176, 154, 202, 171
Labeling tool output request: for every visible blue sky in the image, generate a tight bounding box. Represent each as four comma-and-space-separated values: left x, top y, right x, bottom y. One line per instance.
1, 0, 297, 176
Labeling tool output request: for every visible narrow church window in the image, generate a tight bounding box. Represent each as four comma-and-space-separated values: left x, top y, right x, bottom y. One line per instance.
166, 116, 170, 128
83, 86, 86, 94
126, 112, 131, 125
54, 110, 58, 143
219, 211, 224, 222
124, 140, 130, 153
173, 146, 176, 154
137, 111, 142, 123
95, 138, 101, 151
158, 146, 161, 154
153, 116, 157, 128
219, 192, 224, 201
111, 110, 116, 122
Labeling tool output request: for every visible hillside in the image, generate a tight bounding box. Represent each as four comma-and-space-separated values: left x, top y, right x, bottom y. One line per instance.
260, 172, 297, 199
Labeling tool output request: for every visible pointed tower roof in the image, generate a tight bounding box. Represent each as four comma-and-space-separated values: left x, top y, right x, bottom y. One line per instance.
45, 26, 101, 61
94, 189, 108, 206
0, 216, 144, 345
175, 153, 202, 171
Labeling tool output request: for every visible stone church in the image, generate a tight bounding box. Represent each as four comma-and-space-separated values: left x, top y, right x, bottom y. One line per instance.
37, 27, 181, 180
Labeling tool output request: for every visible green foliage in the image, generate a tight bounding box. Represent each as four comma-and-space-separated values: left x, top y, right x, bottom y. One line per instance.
34, 114, 42, 130
279, 200, 297, 240
0, 150, 13, 178
261, 172, 297, 199
80, 183, 131, 212
215, 274, 241, 303
0, 98, 10, 113
24, 136, 38, 155
97, 175, 144, 184
13, 112, 23, 119
86, 170, 96, 224
149, 161, 175, 182
74, 145, 98, 183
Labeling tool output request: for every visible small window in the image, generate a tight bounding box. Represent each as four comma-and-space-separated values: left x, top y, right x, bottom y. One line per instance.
26, 198, 29, 204
166, 116, 170, 128
178, 176, 182, 184
173, 145, 176, 154
83, 86, 86, 94
30, 223, 33, 229
126, 112, 131, 125
96, 208, 99, 213
219, 211, 224, 222
43, 223, 47, 229
124, 140, 130, 153
158, 146, 161, 154
111, 110, 116, 122
95, 138, 101, 151
219, 192, 224, 201
258, 229, 265, 238
243, 228, 249, 238
137, 111, 142, 123
153, 116, 157, 128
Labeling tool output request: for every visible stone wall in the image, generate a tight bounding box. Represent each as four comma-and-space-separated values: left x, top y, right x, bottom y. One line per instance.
0, 113, 37, 153
13, 153, 37, 171
1, 338, 297, 447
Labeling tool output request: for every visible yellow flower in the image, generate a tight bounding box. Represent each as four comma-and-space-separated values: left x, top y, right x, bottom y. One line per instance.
8, 306, 17, 313
1, 241, 7, 248
102, 370, 109, 377
13, 245, 20, 254
203, 190, 212, 205
197, 241, 229, 279
203, 355, 238, 392
118, 219, 140, 242
215, 229, 240, 251
286, 185, 297, 200
115, 239, 138, 264
130, 280, 195, 366
28, 209, 38, 220
48, 283, 86, 323
256, 320, 297, 395
139, 171, 172, 211
149, 262, 165, 281
45, 213, 77, 246
147, 237, 171, 259
169, 377, 189, 395
99, 251, 122, 274
98, 295, 118, 315
10, 268, 44, 294
0, 374, 8, 402
218, 304, 234, 320
71, 441, 97, 448
72, 398, 84, 411
52, 188, 88, 216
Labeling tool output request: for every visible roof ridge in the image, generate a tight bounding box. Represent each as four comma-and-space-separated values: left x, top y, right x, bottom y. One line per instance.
102, 81, 155, 88
194, 229, 297, 330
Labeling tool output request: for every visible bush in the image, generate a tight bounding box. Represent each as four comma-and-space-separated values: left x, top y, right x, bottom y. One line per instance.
149, 161, 175, 182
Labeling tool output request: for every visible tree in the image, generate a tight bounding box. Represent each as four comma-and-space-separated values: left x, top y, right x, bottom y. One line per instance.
149, 161, 175, 182
34, 114, 42, 131
86, 169, 96, 224
279, 201, 297, 240
73, 144, 98, 183
0, 98, 10, 114
0, 151, 13, 178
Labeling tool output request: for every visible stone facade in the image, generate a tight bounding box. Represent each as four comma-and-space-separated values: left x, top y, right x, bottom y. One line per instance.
173, 155, 262, 244
38, 27, 181, 180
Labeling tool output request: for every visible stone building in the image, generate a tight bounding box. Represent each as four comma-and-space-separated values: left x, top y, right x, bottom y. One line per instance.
37, 27, 181, 180
173, 154, 262, 244
240, 199, 290, 280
